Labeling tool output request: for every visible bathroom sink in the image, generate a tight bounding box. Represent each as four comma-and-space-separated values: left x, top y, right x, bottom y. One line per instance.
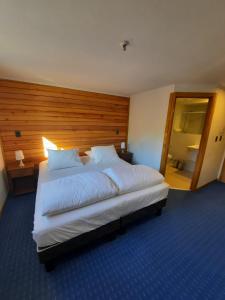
187, 145, 199, 150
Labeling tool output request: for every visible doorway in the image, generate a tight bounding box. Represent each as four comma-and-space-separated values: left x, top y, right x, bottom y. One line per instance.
160, 92, 216, 191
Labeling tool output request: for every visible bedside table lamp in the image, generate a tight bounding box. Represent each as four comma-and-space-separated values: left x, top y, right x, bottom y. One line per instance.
121, 142, 126, 153
15, 150, 25, 167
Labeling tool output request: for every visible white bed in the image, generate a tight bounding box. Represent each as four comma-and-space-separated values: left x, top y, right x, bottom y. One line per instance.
33, 158, 169, 250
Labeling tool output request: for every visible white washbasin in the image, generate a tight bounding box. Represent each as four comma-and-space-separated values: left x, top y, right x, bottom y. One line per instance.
187, 144, 199, 150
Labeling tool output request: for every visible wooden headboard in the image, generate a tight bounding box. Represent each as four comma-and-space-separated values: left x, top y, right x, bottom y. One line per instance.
0, 79, 129, 165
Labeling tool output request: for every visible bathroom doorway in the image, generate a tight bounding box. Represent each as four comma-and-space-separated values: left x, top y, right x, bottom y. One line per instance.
160, 92, 216, 191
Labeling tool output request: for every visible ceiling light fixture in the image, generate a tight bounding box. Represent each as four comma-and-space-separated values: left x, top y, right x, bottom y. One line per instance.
120, 40, 130, 51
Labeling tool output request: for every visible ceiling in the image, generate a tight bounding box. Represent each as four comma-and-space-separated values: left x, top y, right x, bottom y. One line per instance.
1, 0, 225, 96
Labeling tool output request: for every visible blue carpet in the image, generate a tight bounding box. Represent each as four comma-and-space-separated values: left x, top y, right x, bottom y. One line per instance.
0, 181, 225, 300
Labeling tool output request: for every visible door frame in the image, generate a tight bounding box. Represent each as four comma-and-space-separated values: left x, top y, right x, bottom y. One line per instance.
159, 92, 216, 191
219, 155, 225, 183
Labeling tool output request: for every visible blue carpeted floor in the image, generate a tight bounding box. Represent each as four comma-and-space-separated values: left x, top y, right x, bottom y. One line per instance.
0, 181, 225, 300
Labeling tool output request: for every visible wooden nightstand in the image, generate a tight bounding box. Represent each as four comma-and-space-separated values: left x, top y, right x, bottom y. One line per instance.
118, 151, 133, 164
7, 162, 37, 196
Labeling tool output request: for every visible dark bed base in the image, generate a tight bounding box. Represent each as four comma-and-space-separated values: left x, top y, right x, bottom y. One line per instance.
38, 198, 167, 271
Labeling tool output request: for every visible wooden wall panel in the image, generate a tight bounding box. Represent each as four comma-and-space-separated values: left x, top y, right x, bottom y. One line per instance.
0, 80, 129, 165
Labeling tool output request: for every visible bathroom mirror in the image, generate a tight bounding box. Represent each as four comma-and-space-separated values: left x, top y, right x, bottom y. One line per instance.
181, 111, 206, 134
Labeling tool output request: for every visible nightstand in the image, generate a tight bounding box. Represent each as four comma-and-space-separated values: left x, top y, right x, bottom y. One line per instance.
7, 162, 37, 196
118, 151, 133, 164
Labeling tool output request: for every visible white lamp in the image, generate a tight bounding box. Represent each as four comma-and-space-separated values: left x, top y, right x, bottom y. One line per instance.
15, 150, 25, 167
121, 142, 126, 153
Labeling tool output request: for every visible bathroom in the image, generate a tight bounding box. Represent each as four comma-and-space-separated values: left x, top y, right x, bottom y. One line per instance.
165, 98, 209, 190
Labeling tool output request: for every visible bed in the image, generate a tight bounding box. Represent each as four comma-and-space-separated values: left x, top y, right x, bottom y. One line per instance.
33, 157, 169, 271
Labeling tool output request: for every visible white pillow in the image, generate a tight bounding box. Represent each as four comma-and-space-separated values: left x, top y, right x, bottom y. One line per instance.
85, 150, 93, 158
91, 145, 119, 164
47, 149, 83, 170
80, 155, 91, 165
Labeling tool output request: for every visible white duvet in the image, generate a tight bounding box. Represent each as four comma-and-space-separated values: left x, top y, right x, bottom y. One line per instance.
103, 165, 164, 194
41, 171, 118, 216
40, 164, 165, 217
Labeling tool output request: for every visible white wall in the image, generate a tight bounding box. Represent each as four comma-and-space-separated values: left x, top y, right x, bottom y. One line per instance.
198, 89, 225, 187
128, 85, 175, 170
0, 143, 8, 213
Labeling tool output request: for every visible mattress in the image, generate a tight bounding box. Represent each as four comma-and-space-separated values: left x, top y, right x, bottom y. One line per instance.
33, 159, 169, 249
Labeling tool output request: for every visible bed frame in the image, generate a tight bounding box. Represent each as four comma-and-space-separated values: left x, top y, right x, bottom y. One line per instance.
38, 198, 167, 271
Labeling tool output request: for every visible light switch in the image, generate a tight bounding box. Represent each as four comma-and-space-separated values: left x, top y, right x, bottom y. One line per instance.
15, 130, 21, 137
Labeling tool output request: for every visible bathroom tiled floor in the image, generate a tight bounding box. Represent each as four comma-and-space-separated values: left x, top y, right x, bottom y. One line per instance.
165, 164, 192, 190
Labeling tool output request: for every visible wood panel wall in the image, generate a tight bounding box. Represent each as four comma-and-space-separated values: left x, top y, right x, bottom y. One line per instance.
0, 80, 129, 165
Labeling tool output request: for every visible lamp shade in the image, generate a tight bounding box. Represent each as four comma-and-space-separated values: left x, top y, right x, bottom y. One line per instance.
15, 150, 24, 161
121, 142, 126, 150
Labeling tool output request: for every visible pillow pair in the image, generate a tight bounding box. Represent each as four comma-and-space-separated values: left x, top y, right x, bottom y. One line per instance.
85, 145, 120, 164
48, 145, 120, 170
48, 149, 82, 171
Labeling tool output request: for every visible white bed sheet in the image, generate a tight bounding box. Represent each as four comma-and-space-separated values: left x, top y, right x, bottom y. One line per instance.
33, 159, 169, 249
